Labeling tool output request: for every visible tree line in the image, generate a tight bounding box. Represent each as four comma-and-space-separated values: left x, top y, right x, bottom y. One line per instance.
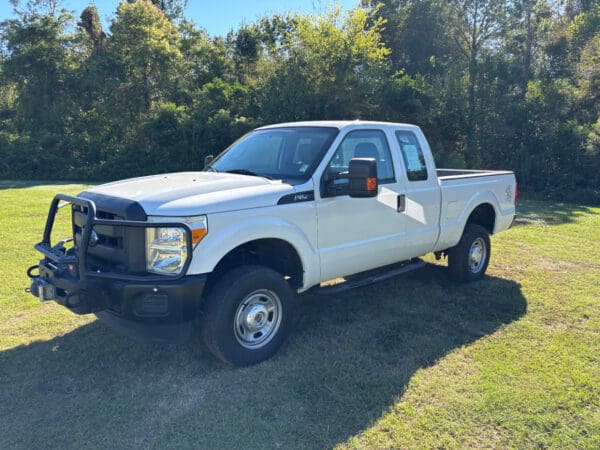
0, 0, 599, 203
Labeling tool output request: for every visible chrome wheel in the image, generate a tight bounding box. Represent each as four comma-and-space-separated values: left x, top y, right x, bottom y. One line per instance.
234, 289, 282, 349
469, 237, 487, 273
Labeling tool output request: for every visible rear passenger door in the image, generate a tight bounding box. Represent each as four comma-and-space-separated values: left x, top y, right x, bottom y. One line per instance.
392, 128, 441, 258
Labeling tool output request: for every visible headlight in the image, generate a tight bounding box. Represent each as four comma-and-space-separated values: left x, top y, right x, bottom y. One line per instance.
146, 227, 188, 275
145, 216, 208, 276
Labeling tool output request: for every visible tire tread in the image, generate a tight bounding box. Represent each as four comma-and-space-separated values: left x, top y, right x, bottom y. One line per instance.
447, 224, 491, 282
200, 265, 295, 366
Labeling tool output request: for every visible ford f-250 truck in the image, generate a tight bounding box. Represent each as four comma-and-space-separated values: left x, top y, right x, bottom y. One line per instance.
27, 121, 516, 365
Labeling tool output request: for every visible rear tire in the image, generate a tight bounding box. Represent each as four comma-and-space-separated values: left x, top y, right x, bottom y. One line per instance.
201, 265, 297, 366
447, 224, 491, 282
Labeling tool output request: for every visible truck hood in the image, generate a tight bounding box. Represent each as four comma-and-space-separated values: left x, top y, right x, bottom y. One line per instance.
84, 172, 295, 216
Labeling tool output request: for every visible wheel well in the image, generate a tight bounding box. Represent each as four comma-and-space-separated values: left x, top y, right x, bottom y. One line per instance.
209, 239, 304, 290
466, 203, 496, 234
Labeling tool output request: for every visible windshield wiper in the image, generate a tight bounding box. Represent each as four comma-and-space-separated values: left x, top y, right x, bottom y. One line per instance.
225, 169, 273, 180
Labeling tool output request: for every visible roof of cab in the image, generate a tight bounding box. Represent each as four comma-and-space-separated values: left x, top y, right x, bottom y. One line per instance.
257, 120, 421, 131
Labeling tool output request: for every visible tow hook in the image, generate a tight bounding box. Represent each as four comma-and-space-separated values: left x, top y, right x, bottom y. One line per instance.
26, 265, 56, 301
29, 277, 56, 302
27, 264, 40, 279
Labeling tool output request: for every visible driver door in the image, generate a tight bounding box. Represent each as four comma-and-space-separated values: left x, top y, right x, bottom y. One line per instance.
316, 129, 408, 281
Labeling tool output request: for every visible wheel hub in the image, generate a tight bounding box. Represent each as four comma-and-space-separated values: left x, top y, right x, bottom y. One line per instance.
234, 289, 282, 349
469, 238, 486, 273
245, 304, 268, 330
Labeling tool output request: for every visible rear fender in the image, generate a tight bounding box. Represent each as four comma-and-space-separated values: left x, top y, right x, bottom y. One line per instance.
460, 191, 502, 234
436, 190, 502, 252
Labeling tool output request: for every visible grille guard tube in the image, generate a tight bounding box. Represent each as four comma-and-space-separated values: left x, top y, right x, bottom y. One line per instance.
34, 193, 194, 282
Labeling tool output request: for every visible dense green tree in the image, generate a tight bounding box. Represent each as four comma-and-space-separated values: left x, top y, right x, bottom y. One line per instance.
148, 0, 188, 22
365, 0, 452, 75
261, 6, 390, 121
2, 10, 74, 134
108, 0, 181, 115
576, 31, 600, 117
445, 0, 515, 164
0, 0, 598, 202
0, 1, 82, 177
78, 6, 105, 48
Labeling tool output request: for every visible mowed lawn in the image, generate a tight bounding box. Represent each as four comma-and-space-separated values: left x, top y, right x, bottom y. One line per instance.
0, 181, 598, 449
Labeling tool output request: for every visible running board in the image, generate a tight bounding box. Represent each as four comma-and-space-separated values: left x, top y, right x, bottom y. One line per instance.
312, 259, 426, 295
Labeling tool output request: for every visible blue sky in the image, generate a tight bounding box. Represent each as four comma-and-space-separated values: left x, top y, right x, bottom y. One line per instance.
1, 0, 360, 36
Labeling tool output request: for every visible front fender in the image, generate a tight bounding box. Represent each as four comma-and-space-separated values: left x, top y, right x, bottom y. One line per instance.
187, 213, 320, 290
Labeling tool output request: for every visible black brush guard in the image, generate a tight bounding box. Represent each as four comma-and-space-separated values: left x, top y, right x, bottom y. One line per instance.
27, 194, 193, 314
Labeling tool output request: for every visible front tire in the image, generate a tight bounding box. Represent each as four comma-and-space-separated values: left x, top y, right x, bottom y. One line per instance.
447, 224, 491, 282
201, 265, 297, 366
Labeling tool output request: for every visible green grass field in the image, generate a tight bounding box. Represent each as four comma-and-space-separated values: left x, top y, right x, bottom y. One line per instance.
1, 181, 598, 449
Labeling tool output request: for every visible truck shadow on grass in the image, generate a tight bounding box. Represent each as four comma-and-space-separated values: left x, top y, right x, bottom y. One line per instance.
0, 264, 526, 449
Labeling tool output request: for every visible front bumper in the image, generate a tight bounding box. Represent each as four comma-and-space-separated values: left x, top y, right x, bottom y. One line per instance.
27, 193, 206, 342
30, 255, 207, 339
94, 274, 207, 343
30, 268, 207, 341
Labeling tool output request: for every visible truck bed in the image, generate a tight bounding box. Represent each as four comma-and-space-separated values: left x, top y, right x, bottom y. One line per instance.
433, 168, 516, 253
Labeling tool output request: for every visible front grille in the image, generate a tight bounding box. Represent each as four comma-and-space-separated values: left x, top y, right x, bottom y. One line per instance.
96, 209, 117, 220
72, 204, 146, 275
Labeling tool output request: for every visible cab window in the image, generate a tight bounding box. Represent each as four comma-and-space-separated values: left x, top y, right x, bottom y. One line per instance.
395, 130, 428, 181
324, 129, 395, 196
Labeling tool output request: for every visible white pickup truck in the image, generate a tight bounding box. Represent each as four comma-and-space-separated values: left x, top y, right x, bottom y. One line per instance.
28, 121, 516, 365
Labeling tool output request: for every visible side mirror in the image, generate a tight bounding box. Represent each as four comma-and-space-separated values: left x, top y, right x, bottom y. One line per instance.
204, 154, 214, 169
349, 158, 378, 198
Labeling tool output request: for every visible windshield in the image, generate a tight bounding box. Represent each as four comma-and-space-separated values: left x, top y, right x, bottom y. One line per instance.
208, 127, 339, 182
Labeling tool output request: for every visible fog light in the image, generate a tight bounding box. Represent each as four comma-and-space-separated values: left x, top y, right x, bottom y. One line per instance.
133, 294, 169, 317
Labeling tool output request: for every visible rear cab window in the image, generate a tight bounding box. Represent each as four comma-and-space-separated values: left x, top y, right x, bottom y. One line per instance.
395, 130, 428, 182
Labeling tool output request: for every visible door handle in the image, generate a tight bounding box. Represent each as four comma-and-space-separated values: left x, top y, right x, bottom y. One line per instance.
397, 194, 406, 213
